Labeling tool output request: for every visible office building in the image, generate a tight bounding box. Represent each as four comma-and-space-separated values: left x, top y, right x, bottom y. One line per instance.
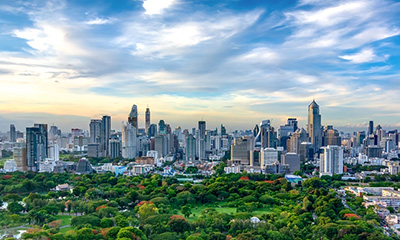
89, 119, 102, 143
10, 124, 16, 142
369, 121, 374, 136
282, 153, 300, 173
279, 118, 298, 149
13, 142, 27, 172
322, 126, 341, 146
109, 139, 122, 159
26, 124, 48, 172
101, 116, 111, 156
260, 148, 278, 168
307, 100, 322, 153
145, 107, 150, 135
186, 134, 196, 161
228, 136, 253, 166
320, 145, 344, 176
198, 121, 206, 160
128, 104, 138, 135
122, 122, 137, 159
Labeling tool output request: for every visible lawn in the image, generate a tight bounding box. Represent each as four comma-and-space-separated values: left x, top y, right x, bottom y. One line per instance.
55, 215, 73, 233
55, 215, 72, 227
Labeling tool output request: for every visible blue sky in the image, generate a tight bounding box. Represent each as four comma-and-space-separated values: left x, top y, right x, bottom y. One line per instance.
0, 0, 400, 133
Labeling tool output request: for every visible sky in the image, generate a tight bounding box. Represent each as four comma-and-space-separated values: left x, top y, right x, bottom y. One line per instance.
0, 0, 400, 133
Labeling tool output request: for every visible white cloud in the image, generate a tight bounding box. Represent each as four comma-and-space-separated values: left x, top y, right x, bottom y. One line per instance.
13, 22, 88, 56
142, 0, 176, 15
339, 49, 387, 63
118, 10, 262, 57
85, 17, 116, 25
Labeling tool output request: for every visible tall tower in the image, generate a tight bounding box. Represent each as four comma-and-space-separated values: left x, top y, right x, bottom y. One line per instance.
128, 105, 138, 131
307, 100, 322, 153
145, 107, 150, 135
10, 124, 16, 142
101, 116, 111, 156
198, 121, 206, 160
89, 119, 102, 143
369, 121, 374, 136
26, 124, 48, 172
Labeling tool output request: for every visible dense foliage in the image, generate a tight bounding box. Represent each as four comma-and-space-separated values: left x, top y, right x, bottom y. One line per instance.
0, 171, 396, 240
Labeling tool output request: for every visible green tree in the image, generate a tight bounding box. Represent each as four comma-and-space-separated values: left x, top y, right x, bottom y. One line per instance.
7, 202, 24, 214
181, 205, 192, 218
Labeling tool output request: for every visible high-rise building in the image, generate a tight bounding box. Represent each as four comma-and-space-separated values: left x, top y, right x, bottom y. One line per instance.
148, 124, 157, 137
159, 120, 166, 135
198, 121, 206, 160
287, 128, 309, 154
49, 125, 60, 140
221, 124, 227, 136
228, 136, 254, 166
320, 145, 343, 176
279, 118, 298, 149
281, 152, 300, 173
322, 126, 341, 146
10, 124, 16, 142
122, 122, 137, 159
307, 100, 322, 153
13, 142, 27, 172
26, 124, 48, 172
369, 121, 374, 136
128, 104, 138, 131
109, 139, 122, 159
101, 116, 111, 156
260, 120, 277, 149
155, 135, 167, 158
145, 107, 150, 135
186, 134, 196, 161
89, 119, 102, 143
260, 148, 278, 168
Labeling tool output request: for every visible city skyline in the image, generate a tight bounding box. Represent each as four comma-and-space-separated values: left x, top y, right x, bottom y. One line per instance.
0, 0, 400, 132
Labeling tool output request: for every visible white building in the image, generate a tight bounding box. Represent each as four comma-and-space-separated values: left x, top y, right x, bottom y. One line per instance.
49, 143, 60, 161
320, 145, 343, 176
260, 148, 278, 168
122, 122, 137, 159
224, 165, 241, 174
3, 159, 17, 172
39, 159, 56, 173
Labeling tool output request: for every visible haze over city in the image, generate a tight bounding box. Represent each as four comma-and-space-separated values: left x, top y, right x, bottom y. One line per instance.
0, 0, 400, 132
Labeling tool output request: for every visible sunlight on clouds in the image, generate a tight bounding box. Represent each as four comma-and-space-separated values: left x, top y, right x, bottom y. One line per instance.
339, 49, 386, 63
85, 17, 116, 25
13, 22, 88, 56
142, 0, 176, 15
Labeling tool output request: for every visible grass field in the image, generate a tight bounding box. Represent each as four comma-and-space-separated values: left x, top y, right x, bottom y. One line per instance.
55, 215, 72, 226
178, 204, 272, 221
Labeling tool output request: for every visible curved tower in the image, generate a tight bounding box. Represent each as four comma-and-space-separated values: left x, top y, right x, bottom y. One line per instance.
128, 104, 138, 129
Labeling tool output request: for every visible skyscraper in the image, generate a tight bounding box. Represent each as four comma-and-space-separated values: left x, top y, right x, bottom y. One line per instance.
198, 121, 206, 160
101, 116, 111, 156
158, 120, 166, 135
221, 124, 227, 136
9, 124, 16, 142
122, 122, 137, 159
320, 145, 343, 176
89, 119, 102, 143
369, 121, 374, 136
26, 124, 48, 172
148, 124, 157, 137
145, 107, 150, 135
307, 100, 322, 153
186, 134, 196, 161
128, 104, 138, 132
